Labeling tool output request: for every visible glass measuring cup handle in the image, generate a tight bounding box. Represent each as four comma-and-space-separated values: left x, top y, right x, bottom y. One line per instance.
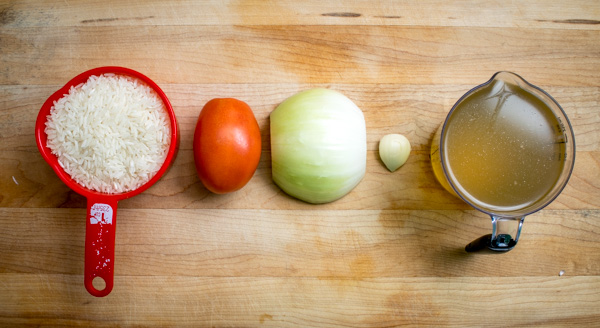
84, 197, 118, 297
465, 216, 525, 253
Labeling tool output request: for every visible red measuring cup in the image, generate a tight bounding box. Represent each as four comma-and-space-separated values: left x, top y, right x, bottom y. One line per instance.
35, 67, 178, 297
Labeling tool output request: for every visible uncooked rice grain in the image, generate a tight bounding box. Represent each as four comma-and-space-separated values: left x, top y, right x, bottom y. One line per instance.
45, 73, 171, 194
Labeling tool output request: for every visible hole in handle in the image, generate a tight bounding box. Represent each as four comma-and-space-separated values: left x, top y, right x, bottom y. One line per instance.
85, 275, 113, 297
92, 276, 106, 291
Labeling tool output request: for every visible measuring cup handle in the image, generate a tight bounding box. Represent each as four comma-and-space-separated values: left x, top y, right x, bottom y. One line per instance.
465, 216, 524, 253
84, 197, 118, 297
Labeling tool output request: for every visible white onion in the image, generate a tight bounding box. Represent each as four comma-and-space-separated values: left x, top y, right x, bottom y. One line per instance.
270, 88, 367, 204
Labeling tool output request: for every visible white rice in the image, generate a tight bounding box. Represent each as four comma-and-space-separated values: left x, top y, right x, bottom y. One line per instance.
45, 73, 171, 194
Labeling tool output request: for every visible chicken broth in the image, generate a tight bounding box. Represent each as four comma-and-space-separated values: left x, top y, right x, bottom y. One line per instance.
443, 79, 567, 212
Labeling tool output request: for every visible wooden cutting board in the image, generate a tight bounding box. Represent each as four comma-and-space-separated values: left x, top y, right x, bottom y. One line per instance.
1, 1, 600, 326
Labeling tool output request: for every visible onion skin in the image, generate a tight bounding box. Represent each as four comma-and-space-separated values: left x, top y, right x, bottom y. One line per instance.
270, 88, 367, 204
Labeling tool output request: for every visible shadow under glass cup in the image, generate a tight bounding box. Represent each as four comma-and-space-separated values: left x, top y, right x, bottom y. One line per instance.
430, 72, 575, 253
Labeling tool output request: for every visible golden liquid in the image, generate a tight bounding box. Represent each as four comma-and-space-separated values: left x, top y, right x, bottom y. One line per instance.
444, 79, 566, 212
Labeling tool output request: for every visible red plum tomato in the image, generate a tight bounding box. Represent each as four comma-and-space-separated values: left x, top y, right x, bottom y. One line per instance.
193, 98, 261, 194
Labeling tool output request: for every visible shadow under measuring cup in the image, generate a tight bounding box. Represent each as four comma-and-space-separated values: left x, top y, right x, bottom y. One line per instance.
430, 71, 575, 253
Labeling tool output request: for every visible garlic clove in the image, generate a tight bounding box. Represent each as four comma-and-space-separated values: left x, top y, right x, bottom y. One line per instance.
379, 134, 411, 172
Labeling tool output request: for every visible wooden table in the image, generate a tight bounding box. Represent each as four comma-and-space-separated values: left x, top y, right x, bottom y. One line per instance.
2, 1, 599, 326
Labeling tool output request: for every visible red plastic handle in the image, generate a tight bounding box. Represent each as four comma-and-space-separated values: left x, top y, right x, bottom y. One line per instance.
84, 197, 118, 297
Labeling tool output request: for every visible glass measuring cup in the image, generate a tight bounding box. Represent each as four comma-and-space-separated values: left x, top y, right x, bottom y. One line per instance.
430, 72, 575, 253
35, 67, 178, 296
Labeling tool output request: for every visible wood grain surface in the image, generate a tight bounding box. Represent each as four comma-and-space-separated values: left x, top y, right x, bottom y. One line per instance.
1, 1, 600, 327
